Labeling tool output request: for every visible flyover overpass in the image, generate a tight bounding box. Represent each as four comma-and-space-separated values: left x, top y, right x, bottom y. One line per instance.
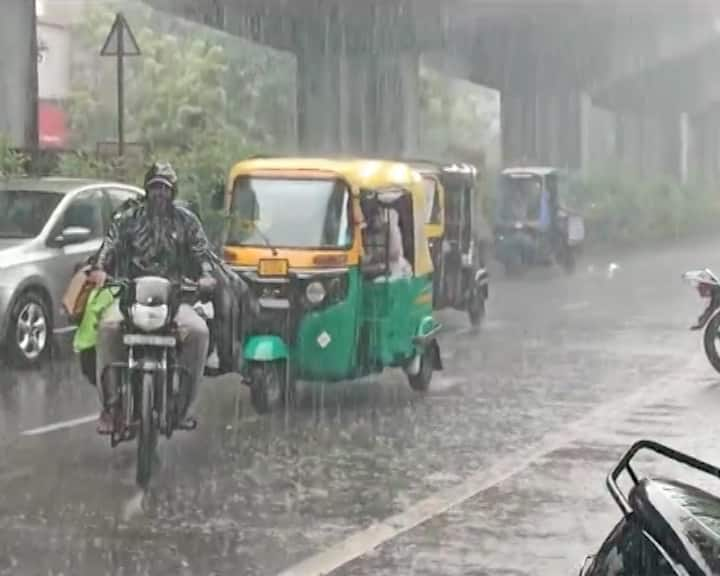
4, 0, 720, 183
144, 0, 720, 183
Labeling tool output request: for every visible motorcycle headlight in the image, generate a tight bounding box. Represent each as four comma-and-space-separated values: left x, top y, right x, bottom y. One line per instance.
130, 303, 169, 332
306, 281, 326, 305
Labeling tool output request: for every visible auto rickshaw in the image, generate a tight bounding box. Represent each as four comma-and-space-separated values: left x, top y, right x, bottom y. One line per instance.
494, 166, 584, 276
580, 440, 720, 575
406, 160, 490, 326
220, 157, 442, 414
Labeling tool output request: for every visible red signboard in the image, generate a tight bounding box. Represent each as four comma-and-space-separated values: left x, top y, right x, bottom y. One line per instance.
38, 101, 67, 149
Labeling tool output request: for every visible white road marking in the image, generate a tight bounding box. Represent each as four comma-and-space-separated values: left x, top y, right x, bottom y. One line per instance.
277, 353, 704, 576
21, 414, 97, 436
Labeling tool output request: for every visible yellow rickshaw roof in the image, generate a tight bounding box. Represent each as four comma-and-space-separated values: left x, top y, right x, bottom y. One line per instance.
227, 157, 425, 197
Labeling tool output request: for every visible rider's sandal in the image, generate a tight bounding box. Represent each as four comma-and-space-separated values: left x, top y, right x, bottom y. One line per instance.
96, 411, 114, 435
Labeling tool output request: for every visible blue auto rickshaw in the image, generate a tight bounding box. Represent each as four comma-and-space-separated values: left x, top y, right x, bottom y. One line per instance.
493, 166, 584, 275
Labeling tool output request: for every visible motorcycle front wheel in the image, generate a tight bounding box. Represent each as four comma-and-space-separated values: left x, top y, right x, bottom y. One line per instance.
136, 372, 157, 488
703, 312, 720, 373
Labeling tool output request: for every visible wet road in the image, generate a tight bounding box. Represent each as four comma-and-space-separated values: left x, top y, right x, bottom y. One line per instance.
1, 237, 719, 575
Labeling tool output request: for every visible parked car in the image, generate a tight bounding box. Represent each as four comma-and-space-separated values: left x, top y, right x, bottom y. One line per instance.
0, 178, 143, 367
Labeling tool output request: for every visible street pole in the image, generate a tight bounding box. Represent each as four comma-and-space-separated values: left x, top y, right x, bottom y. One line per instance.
117, 20, 124, 157
27, 0, 39, 162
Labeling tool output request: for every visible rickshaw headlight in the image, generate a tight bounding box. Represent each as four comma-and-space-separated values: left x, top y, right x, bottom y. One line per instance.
306, 281, 326, 305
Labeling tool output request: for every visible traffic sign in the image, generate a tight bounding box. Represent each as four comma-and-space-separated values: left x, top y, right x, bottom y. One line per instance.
100, 13, 141, 156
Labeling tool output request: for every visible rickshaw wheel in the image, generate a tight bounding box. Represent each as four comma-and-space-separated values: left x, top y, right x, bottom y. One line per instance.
408, 345, 434, 392
248, 361, 295, 414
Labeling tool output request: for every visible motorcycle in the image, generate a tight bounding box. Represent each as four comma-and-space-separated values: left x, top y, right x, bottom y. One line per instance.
682, 268, 720, 372
100, 275, 211, 487
579, 439, 720, 575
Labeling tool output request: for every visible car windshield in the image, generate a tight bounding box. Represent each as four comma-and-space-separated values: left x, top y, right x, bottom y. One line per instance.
0, 190, 62, 239
227, 176, 352, 248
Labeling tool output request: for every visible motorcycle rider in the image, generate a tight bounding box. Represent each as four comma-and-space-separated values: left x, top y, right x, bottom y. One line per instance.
88, 162, 216, 434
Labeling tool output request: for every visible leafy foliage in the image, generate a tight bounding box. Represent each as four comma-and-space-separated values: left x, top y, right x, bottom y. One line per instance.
54, 0, 300, 242
566, 169, 720, 246
0, 136, 29, 176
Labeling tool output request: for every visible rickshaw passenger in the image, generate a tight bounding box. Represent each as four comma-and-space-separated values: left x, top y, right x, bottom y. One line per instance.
388, 208, 412, 278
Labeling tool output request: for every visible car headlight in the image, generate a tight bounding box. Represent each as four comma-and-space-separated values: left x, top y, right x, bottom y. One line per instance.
306, 281, 326, 305
130, 303, 169, 332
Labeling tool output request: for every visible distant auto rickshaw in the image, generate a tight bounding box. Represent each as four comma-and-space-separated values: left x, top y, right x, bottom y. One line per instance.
220, 157, 443, 414
406, 160, 490, 326
580, 440, 720, 575
494, 166, 584, 276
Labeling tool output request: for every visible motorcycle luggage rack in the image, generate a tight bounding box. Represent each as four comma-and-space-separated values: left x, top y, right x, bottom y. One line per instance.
607, 439, 720, 518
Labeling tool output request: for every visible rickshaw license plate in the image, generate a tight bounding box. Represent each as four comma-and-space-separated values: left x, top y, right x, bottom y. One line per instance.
258, 259, 289, 277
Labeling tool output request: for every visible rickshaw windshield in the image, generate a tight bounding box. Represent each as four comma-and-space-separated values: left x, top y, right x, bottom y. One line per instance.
499, 174, 543, 222
227, 176, 352, 249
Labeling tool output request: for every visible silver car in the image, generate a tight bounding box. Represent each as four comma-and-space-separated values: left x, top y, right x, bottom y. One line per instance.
0, 178, 143, 367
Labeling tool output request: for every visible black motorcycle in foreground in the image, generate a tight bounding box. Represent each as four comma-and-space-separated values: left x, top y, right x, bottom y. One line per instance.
101, 275, 209, 488
579, 440, 720, 575
683, 268, 720, 372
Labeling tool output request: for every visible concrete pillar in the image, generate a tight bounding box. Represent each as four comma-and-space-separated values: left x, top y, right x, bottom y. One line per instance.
500, 88, 586, 170
292, 2, 420, 155
690, 109, 720, 187
659, 114, 682, 181
680, 112, 690, 185
0, 0, 37, 149
296, 48, 419, 156
296, 49, 342, 154
615, 112, 685, 180
500, 91, 533, 166
367, 52, 419, 156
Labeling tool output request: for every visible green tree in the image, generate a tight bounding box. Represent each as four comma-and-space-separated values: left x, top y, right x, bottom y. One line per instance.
64, 1, 294, 153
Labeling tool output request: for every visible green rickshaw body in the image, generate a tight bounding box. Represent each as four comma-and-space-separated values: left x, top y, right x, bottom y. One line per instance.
224, 158, 442, 412
293, 268, 362, 380
361, 273, 435, 370
242, 268, 436, 382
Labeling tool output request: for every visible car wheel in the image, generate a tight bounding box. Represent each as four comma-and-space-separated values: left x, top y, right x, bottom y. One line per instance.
7, 290, 51, 368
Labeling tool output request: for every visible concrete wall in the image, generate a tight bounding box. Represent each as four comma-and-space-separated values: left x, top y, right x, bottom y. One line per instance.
0, 0, 37, 148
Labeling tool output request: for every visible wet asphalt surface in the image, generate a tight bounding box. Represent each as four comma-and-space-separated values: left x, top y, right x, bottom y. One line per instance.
1, 237, 720, 575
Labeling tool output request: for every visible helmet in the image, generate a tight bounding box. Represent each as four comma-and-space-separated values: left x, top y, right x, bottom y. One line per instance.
144, 161, 178, 196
